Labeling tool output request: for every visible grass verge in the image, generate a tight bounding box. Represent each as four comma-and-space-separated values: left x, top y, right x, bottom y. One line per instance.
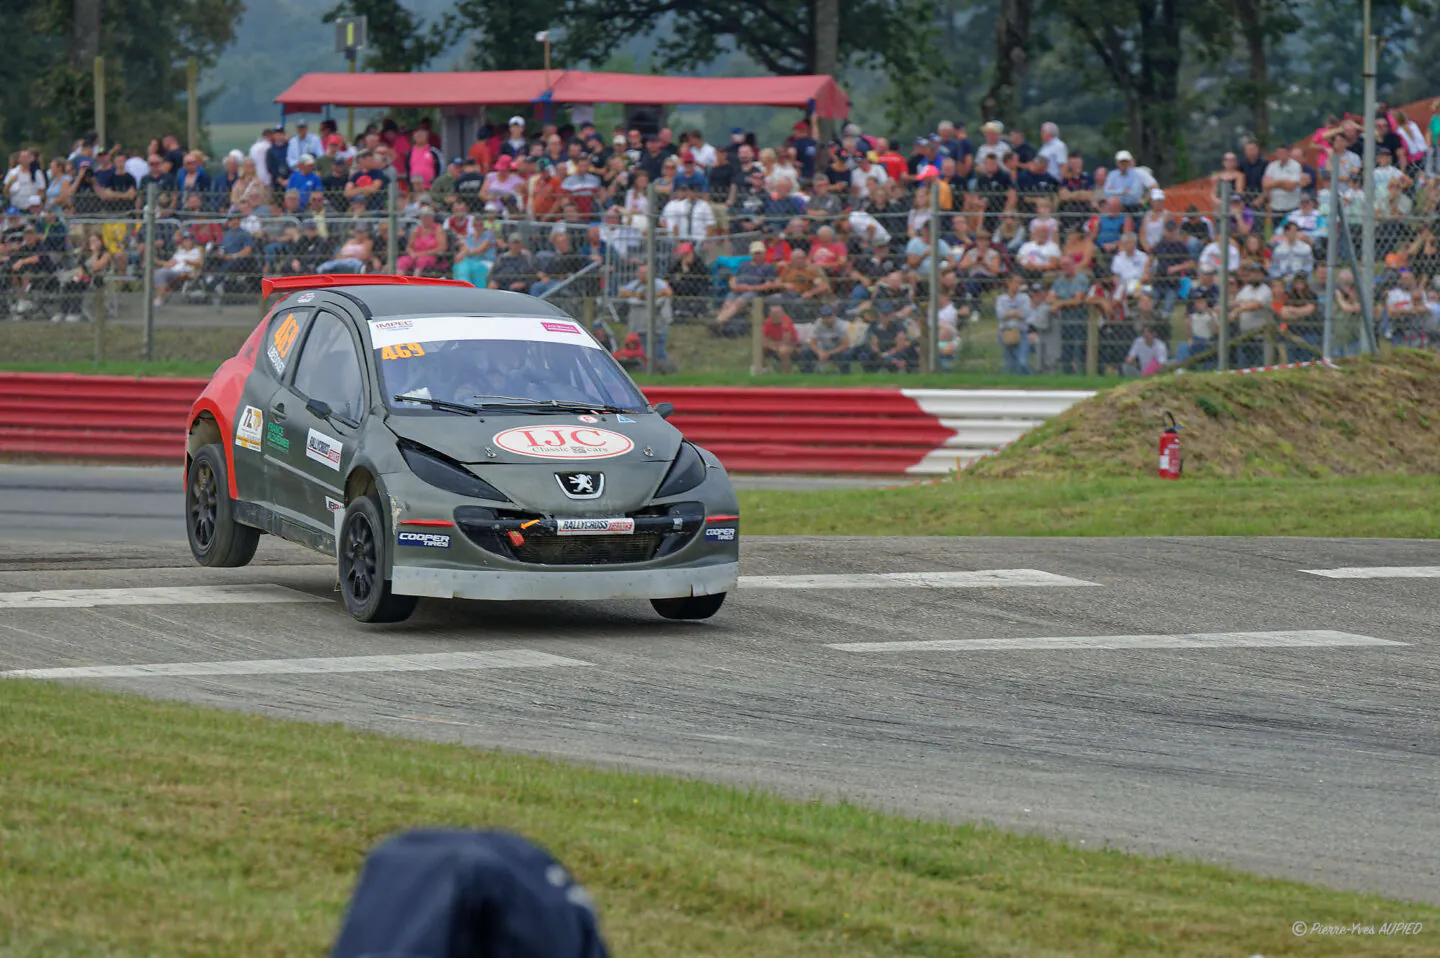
2, 679, 1434, 957
740, 475, 1440, 538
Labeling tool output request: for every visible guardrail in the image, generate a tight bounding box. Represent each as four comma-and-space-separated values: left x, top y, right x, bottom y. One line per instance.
0, 373, 1092, 474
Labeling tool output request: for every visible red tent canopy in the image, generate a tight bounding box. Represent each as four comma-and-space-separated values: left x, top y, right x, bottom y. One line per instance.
274, 71, 553, 113
274, 69, 850, 119
549, 72, 849, 118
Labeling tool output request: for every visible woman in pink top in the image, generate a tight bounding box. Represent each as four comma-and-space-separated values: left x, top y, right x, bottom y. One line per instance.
408, 128, 440, 189
397, 207, 448, 275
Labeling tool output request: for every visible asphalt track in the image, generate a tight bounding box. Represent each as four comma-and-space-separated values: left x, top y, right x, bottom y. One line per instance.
2, 465, 1438, 904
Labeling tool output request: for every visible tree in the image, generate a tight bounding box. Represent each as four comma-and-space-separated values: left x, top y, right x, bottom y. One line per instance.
1053, 0, 1200, 180
0, 0, 242, 154
552, 0, 945, 125
445, 0, 562, 72
323, 0, 449, 73
982, 0, 1031, 122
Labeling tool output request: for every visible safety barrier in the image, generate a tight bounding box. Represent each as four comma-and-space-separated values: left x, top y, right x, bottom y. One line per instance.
0, 373, 1093, 474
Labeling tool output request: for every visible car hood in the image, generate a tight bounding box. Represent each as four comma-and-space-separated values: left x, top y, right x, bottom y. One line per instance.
386, 412, 685, 514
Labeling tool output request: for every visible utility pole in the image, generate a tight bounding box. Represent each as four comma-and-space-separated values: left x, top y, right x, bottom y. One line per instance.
93, 56, 106, 147
186, 57, 199, 150
1359, 0, 1378, 354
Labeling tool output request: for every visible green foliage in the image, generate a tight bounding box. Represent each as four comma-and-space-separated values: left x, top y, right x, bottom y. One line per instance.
0, 0, 242, 155
323, 0, 447, 71
552, 0, 948, 128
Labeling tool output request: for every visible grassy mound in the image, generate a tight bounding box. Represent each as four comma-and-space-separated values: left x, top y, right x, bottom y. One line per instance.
967, 350, 1440, 480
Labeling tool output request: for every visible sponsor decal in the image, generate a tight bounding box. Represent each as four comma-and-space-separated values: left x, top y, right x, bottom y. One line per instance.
296, 292, 315, 303
556, 472, 604, 499
542, 321, 582, 334
372, 319, 415, 331
492, 426, 634, 460
398, 531, 451, 549
268, 312, 300, 375
305, 428, 343, 470
235, 405, 264, 452
325, 496, 344, 513
265, 422, 290, 452
616, 414, 636, 423
556, 517, 635, 536
704, 527, 737, 542
577, 414, 599, 424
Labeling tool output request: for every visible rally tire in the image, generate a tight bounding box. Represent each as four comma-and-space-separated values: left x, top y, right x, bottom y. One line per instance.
651, 592, 726, 620
186, 444, 260, 568
338, 495, 418, 624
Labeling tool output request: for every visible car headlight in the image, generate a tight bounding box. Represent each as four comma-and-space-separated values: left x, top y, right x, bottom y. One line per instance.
655, 442, 707, 498
399, 442, 512, 501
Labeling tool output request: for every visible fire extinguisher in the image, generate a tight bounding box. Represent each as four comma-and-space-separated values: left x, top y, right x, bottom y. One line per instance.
1158, 412, 1182, 480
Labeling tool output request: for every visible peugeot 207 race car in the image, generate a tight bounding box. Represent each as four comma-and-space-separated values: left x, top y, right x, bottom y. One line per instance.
184, 275, 739, 623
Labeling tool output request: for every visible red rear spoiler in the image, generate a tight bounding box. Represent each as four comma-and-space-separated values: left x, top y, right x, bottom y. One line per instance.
261, 274, 474, 299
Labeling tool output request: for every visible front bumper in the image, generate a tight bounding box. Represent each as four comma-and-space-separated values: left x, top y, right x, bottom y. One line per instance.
392, 559, 739, 601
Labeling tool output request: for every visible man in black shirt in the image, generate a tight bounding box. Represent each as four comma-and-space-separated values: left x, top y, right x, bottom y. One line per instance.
452, 157, 485, 210
1016, 155, 1058, 209
1239, 140, 1267, 200
100, 157, 138, 215
968, 154, 1015, 232
1148, 220, 1195, 319
1009, 129, 1036, 165
137, 153, 175, 210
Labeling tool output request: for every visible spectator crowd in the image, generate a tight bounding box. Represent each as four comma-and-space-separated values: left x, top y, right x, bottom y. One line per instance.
5, 101, 1440, 368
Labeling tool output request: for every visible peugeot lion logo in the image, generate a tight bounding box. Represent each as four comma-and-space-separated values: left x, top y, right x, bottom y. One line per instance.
556, 472, 604, 499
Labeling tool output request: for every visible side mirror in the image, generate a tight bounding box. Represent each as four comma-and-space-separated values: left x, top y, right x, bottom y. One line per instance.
306, 398, 333, 420
653, 401, 675, 420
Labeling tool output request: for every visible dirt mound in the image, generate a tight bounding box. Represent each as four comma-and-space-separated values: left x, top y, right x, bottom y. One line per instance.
966, 350, 1440, 480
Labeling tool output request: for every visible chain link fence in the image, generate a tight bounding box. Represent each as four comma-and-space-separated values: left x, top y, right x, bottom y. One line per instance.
4, 171, 1436, 373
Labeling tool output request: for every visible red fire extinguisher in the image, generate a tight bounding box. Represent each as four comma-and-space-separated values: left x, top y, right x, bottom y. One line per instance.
1158, 412, 1182, 480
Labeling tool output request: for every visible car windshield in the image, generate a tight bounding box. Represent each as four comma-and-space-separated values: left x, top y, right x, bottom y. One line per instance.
370, 315, 646, 413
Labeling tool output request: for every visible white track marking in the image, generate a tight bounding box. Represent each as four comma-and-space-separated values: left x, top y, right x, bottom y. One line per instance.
2, 650, 591, 680
829, 630, 1403, 653
740, 570, 1099, 590
0, 584, 325, 610
1302, 566, 1440, 579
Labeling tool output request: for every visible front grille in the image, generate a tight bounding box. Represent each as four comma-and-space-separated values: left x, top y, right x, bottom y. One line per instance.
454, 503, 704, 567
511, 532, 664, 565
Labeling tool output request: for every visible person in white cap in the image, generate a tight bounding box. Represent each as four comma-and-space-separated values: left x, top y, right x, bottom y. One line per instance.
502, 116, 529, 158
1138, 187, 1170, 250
286, 120, 323, 169
975, 121, 1011, 167
1103, 149, 1147, 209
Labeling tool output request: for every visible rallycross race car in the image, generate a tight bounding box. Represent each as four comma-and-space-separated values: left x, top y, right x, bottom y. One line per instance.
184, 275, 739, 624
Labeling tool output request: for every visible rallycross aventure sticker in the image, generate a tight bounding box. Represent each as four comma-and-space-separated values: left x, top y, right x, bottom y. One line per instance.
267, 312, 300, 375
398, 531, 451, 548
555, 518, 635, 536
235, 405, 264, 452
492, 426, 634, 460
305, 428, 343, 470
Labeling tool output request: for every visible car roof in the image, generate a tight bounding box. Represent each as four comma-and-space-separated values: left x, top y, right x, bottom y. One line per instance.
305, 284, 572, 319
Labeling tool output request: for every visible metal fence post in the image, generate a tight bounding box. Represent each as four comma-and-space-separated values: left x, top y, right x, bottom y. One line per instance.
1217, 179, 1231, 371
385, 178, 398, 273
926, 183, 940, 374
644, 181, 657, 375
749, 297, 765, 375
1360, 31, 1378, 355
141, 182, 157, 361
1323, 149, 1339, 360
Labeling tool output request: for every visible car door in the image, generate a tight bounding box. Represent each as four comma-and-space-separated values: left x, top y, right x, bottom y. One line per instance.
233, 306, 313, 511
267, 307, 368, 539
